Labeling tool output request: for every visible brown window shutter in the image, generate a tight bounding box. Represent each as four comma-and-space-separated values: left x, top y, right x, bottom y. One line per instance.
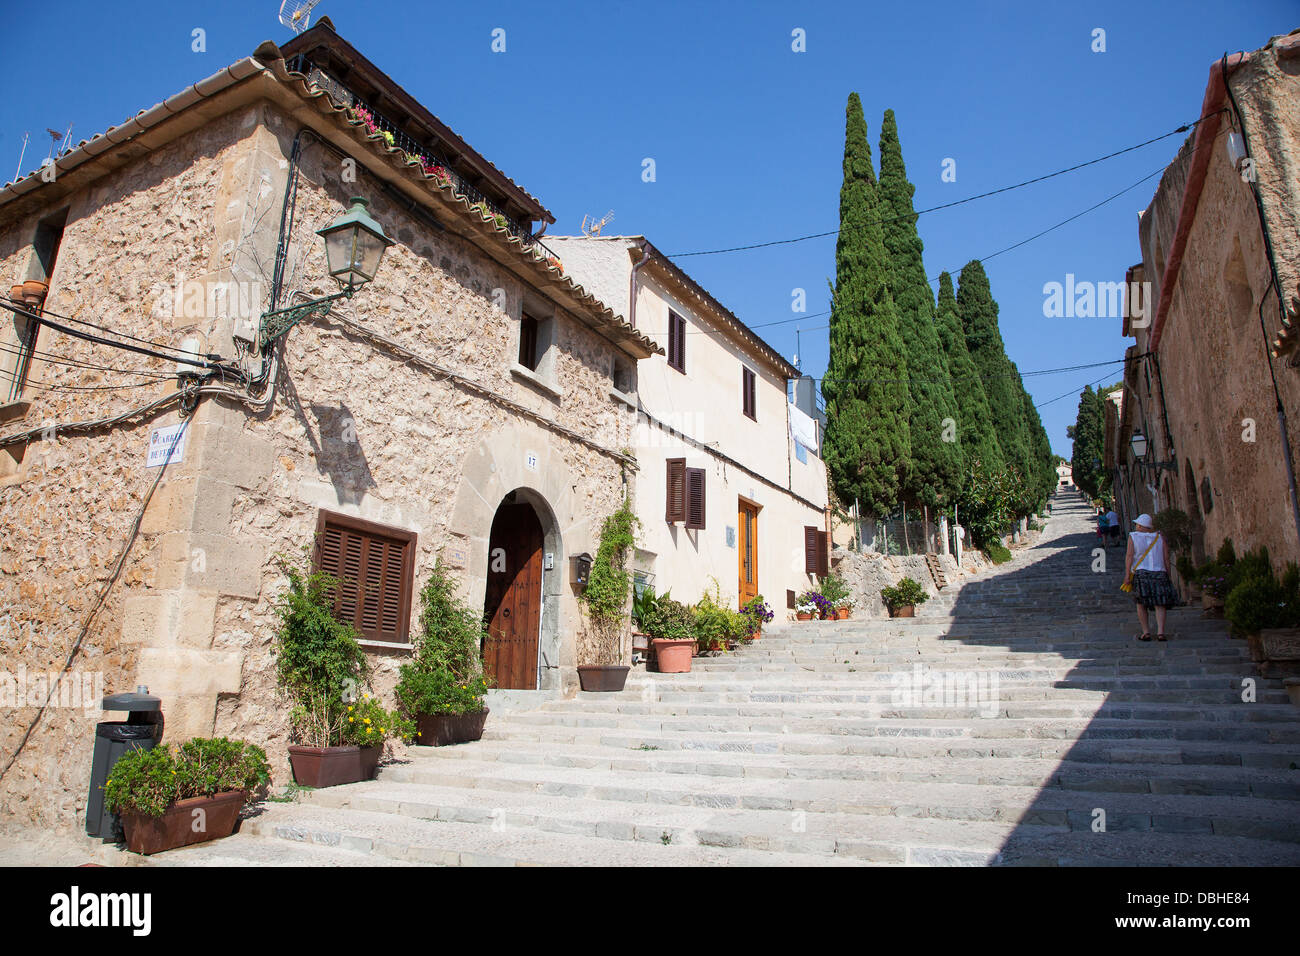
685, 467, 706, 529
818, 531, 831, 577
742, 368, 756, 420
804, 526, 819, 574
518, 314, 539, 370
668, 310, 686, 373
666, 458, 686, 522
314, 511, 416, 644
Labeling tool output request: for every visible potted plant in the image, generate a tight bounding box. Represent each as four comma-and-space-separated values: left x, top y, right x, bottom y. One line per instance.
1225, 553, 1300, 676
577, 500, 637, 691
631, 585, 660, 659
396, 559, 492, 746
546, 256, 564, 274
796, 590, 833, 620
103, 737, 269, 856
881, 577, 929, 618
646, 595, 696, 673
818, 573, 850, 618
833, 597, 854, 620
272, 555, 410, 787
740, 595, 773, 640
692, 584, 746, 654
795, 598, 817, 621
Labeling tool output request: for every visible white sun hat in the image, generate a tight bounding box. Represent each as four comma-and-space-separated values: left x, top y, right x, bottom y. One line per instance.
1133, 513, 1153, 527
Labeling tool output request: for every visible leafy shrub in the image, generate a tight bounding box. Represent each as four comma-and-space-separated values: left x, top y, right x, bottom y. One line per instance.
985, 542, 1012, 564
1151, 509, 1192, 555
580, 499, 638, 664
397, 558, 490, 718
396, 670, 489, 717
1174, 553, 1197, 583
880, 577, 929, 611
272, 554, 369, 714
693, 585, 748, 649
1226, 546, 1271, 596
104, 738, 270, 819
817, 573, 850, 606
643, 595, 695, 643
632, 586, 663, 632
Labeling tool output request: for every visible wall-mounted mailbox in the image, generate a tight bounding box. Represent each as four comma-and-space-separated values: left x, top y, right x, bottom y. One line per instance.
570, 552, 593, 588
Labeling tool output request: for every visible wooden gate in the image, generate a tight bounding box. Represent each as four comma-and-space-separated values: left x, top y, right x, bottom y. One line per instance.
483, 503, 543, 690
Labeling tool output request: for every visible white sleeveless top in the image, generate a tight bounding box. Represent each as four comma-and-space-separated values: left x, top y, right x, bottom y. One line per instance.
1129, 531, 1166, 572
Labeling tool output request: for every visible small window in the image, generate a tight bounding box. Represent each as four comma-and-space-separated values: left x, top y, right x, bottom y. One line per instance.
667, 310, 686, 373
612, 356, 633, 394
742, 367, 756, 420
314, 511, 416, 644
518, 313, 540, 371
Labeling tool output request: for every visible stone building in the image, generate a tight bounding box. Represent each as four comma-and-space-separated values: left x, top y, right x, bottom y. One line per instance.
0, 21, 661, 828
1106, 29, 1300, 566
544, 236, 831, 614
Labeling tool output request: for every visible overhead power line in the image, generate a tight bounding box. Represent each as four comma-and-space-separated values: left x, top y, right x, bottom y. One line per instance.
665, 113, 1221, 259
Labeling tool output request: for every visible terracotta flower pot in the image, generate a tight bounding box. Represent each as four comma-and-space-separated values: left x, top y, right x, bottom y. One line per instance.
19, 279, 48, 307
796, 612, 813, 621
890, 605, 916, 618
119, 789, 246, 856
835, 608, 851, 620
749, 628, 761, 641
8, 284, 23, 303
416, 707, 489, 747
287, 744, 381, 788
577, 665, 630, 692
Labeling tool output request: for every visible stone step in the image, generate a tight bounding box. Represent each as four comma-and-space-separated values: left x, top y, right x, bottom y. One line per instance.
374, 757, 1300, 842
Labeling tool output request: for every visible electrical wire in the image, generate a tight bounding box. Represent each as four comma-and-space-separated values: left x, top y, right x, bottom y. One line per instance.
665, 113, 1221, 258
0, 295, 215, 361
0, 340, 175, 379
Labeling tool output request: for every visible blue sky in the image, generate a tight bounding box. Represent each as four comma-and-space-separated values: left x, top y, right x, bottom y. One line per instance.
2, 1, 1295, 455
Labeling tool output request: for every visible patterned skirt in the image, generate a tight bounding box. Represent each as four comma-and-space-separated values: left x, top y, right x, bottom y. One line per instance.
1133, 569, 1180, 609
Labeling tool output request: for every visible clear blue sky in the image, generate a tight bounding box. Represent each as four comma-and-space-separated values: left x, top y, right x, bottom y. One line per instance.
2, 1, 1295, 456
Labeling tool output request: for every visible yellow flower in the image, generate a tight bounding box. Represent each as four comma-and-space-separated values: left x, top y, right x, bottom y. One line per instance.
349, 717, 355, 723
348, 705, 353, 712
364, 718, 371, 725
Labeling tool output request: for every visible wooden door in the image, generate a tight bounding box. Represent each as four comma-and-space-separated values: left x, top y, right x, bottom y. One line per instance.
738, 501, 758, 606
483, 504, 544, 690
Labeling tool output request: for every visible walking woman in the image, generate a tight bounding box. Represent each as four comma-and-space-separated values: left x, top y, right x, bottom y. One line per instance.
1123, 513, 1178, 641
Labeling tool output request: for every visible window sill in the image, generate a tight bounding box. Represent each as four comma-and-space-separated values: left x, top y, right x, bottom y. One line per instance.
609, 387, 637, 409
0, 400, 31, 426
358, 639, 414, 654
511, 363, 563, 400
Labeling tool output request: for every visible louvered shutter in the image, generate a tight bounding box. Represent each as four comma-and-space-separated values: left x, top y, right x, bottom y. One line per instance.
685, 467, 706, 530
742, 367, 756, 419
314, 511, 416, 644
666, 458, 686, 522
818, 531, 831, 577
804, 526, 819, 574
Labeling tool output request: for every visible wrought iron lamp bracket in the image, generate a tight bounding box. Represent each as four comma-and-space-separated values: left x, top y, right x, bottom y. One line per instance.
258, 288, 354, 349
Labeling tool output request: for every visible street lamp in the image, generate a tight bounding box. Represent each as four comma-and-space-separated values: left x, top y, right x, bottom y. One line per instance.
1129, 431, 1177, 473
259, 196, 393, 348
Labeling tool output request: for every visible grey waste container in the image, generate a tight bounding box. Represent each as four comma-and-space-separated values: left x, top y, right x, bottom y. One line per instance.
85, 690, 164, 841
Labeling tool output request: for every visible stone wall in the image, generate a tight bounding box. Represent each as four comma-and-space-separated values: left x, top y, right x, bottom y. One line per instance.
0, 99, 639, 830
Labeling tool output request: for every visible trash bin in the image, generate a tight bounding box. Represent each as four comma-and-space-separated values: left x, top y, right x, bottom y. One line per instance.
85, 688, 164, 841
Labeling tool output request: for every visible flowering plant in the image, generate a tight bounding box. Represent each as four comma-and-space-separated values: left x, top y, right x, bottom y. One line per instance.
796, 591, 832, 617
740, 595, 773, 636
342, 692, 415, 747
1201, 574, 1230, 599
833, 596, 855, 610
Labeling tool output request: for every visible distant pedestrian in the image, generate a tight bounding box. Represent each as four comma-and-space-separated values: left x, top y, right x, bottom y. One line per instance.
1123, 513, 1177, 641
1104, 507, 1121, 546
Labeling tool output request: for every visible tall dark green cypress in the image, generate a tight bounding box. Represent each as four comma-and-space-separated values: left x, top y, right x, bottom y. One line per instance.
877, 110, 963, 509
957, 260, 1034, 503
1070, 386, 1109, 498
821, 93, 911, 516
934, 272, 1003, 474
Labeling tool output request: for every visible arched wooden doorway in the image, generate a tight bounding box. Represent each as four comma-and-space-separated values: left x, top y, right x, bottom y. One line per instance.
483, 494, 545, 689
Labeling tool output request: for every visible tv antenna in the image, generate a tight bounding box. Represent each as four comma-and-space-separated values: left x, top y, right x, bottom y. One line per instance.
581, 210, 614, 237
13, 132, 29, 182
279, 0, 323, 34
46, 125, 72, 161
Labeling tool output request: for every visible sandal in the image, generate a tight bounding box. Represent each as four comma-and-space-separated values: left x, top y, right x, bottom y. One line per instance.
1137, 632, 1152, 642
1156, 633, 1168, 642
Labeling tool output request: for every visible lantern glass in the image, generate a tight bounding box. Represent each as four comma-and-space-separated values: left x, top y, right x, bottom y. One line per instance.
1130, 433, 1149, 459
317, 196, 393, 290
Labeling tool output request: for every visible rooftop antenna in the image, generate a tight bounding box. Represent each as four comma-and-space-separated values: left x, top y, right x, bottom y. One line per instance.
13, 131, 29, 182
279, 0, 323, 34
581, 210, 614, 237
44, 128, 64, 162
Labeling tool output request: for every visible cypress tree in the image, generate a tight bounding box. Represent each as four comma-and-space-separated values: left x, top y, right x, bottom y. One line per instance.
878, 109, 963, 509
957, 260, 1034, 504
1070, 386, 1109, 498
934, 271, 1003, 474
821, 93, 911, 516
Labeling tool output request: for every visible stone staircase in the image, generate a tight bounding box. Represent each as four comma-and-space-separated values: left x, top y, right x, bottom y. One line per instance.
162, 496, 1300, 866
